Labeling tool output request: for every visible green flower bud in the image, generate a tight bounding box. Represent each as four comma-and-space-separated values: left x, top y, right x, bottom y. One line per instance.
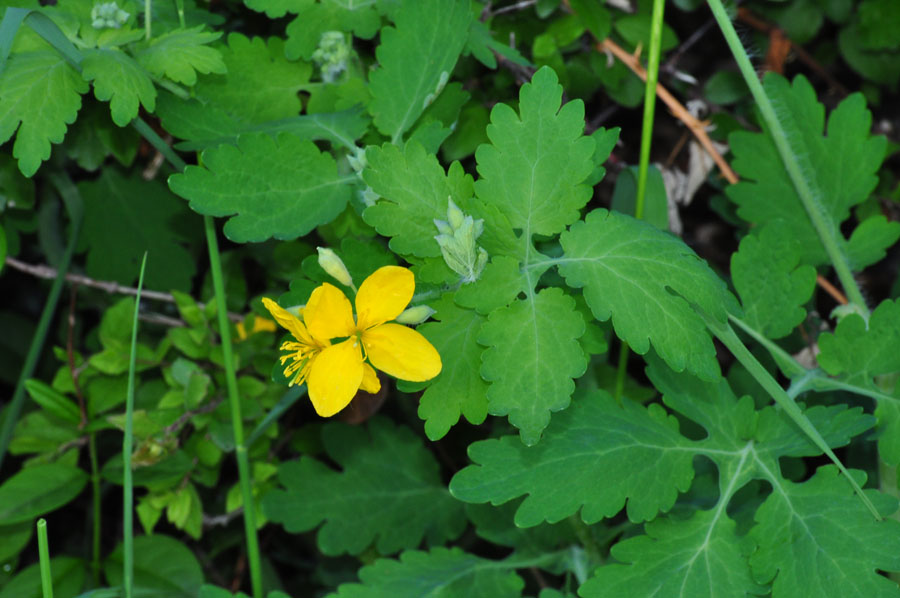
395, 304, 436, 325
447, 198, 466, 230
317, 247, 354, 288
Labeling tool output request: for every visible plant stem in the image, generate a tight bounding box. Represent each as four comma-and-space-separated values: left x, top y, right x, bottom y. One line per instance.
614, 0, 665, 402
38, 519, 53, 598
89, 434, 101, 585
706, 0, 869, 317
635, 0, 665, 221
703, 313, 879, 519
123, 253, 147, 598
144, 0, 151, 40
0, 174, 83, 472
204, 215, 263, 598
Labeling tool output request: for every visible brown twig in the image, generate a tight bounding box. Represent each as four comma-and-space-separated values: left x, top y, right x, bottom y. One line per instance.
595, 40, 849, 306
5, 256, 245, 322
597, 38, 739, 185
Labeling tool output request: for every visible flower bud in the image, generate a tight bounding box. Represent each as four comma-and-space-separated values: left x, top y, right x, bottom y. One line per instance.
447, 198, 466, 230
395, 304, 436, 325
317, 247, 354, 288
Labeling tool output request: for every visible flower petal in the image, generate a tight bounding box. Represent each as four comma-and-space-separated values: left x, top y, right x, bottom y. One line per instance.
359, 364, 381, 394
261, 297, 315, 344
307, 339, 364, 417
363, 323, 442, 382
304, 283, 356, 341
355, 266, 415, 330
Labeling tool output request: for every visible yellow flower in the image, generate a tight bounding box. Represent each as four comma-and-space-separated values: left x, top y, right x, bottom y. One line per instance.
263, 266, 442, 417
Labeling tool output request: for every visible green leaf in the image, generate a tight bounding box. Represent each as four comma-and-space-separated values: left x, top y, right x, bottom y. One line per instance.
817, 299, 900, 465
327, 547, 524, 598
169, 132, 351, 243
579, 509, 765, 597
24, 378, 81, 423
727, 74, 888, 266
455, 255, 528, 314
0, 556, 86, 598
466, 501, 575, 556
79, 169, 198, 291
0, 50, 87, 176
731, 221, 816, 339
858, 0, 900, 50
558, 208, 738, 381
157, 90, 369, 151
81, 48, 156, 126
368, 0, 471, 140
0, 463, 88, 525
749, 467, 900, 598
474, 66, 595, 240
845, 214, 900, 270
838, 24, 900, 85
246, 0, 382, 61
415, 294, 489, 441
450, 389, 694, 526
818, 299, 900, 381
135, 26, 225, 86
478, 288, 587, 445
193, 34, 310, 123
105, 534, 204, 598
362, 141, 474, 258
0, 521, 32, 563
263, 418, 466, 556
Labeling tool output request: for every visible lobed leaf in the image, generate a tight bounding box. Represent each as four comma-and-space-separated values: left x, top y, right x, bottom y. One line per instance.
168, 132, 351, 243
727, 74, 893, 267
135, 26, 225, 86
80, 169, 198, 291
478, 288, 587, 445
362, 141, 474, 257
731, 221, 816, 339
192, 33, 310, 123
749, 467, 900, 598
368, 0, 471, 140
474, 66, 595, 240
283, 0, 381, 60
415, 294, 489, 440
817, 299, 900, 465
0, 50, 87, 176
82, 48, 156, 127
327, 547, 524, 598
580, 510, 765, 598
558, 208, 738, 381
263, 418, 466, 556
450, 389, 695, 526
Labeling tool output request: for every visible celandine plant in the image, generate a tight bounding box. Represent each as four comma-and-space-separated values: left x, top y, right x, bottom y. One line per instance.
0, 0, 899, 597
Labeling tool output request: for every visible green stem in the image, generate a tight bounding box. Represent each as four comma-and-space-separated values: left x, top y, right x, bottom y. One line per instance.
614, 0, 664, 401
703, 313, 880, 519
635, 0, 665, 221
123, 253, 147, 598
38, 519, 53, 598
204, 216, 263, 598
727, 314, 806, 377
0, 174, 83, 472
144, 0, 151, 40
89, 434, 101, 586
706, 0, 869, 317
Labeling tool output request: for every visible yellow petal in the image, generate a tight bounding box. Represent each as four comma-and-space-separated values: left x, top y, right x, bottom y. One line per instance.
359, 364, 381, 394
362, 323, 442, 382
307, 339, 364, 417
261, 297, 315, 344
304, 283, 356, 341
355, 266, 414, 330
